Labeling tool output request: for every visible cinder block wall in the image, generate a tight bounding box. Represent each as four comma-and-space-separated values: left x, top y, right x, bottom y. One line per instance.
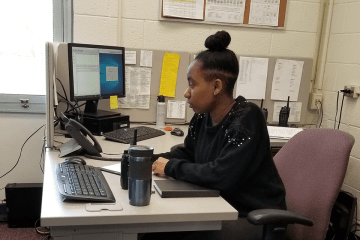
74, 0, 321, 65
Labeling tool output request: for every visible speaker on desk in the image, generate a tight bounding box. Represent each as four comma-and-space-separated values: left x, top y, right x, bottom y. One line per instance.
5, 183, 43, 228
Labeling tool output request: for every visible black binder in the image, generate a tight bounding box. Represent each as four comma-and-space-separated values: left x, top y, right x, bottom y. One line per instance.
154, 180, 220, 198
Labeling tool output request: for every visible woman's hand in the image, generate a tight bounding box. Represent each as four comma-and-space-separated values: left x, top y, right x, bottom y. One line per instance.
152, 157, 169, 176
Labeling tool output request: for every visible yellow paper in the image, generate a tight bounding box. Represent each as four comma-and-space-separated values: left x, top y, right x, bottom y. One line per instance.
110, 95, 118, 109
159, 52, 180, 97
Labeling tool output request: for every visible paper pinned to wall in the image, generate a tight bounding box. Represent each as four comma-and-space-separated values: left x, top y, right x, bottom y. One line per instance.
167, 100, 186, 119
125, 51, 136, 65
235, 56, 268, 100
159, 52, 180, 97
267, 126, 303, 139
162, 0, 205, 20
248, 0, 280, 26
205, 0, 245, 24
140, 50, 153, 67
271, 59, 304, 101
272, 101, 302, 123
118, 67, 151, 109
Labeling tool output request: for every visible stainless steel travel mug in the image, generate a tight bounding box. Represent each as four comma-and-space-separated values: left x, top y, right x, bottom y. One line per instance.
128, 145, 154, 206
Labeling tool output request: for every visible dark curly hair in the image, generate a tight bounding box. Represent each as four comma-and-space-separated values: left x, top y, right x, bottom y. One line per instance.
195, 31, 239, 96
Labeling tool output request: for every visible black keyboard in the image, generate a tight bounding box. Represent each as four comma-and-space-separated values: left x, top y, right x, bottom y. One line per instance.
56, 162, 115, 203
103, 126, 165, 144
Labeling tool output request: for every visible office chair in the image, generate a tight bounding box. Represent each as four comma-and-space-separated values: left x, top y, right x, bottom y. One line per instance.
247, 128, 355, 240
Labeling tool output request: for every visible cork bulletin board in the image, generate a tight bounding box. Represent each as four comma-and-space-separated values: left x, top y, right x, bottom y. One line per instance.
160, 0, 288, 29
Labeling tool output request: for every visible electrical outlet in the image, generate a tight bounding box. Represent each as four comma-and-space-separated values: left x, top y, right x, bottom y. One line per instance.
344, 85, 360, 98
309, 93, 322, 110
343, 85, 352, 97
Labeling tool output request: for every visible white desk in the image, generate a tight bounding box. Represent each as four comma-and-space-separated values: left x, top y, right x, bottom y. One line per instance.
41, 125, 239, 240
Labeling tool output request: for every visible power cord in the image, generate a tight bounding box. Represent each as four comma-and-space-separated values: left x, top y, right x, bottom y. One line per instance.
55, 77, 84, 123
337, 94, 346, 129
39, 136, 46, 173
0, 124, 45, 184
334, 90, 348, 129
56, 78, 70, 113
334, 91, 340, 129
303, 100, 322, 129
318, 100, 323, 128
34, 218, 51, 237
310, 100, 322, 128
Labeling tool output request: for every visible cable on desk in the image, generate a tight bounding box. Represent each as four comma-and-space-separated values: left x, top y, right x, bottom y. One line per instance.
84, 154, 122, 162
131, 121, 190, 126
102, 152, 122, 156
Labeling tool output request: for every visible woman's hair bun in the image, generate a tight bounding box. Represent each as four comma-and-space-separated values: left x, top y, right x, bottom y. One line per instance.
204, 31, 231, 51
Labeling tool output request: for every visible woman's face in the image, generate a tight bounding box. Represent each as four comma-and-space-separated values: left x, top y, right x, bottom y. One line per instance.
184, 60, 215, 114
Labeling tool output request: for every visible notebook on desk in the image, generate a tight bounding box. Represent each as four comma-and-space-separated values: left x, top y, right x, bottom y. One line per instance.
154, 180, 220, 198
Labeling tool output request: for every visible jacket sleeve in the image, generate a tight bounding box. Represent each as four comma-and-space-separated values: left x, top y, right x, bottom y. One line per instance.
151, 134, 195, 163
164, 108, 270, 193
151, 117, 198, 163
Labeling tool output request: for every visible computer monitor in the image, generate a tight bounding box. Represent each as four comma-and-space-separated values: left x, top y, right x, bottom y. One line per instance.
68, 43, 125, 118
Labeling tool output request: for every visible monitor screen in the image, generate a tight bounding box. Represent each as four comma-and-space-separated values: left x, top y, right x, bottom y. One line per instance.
68, 43, 125, 117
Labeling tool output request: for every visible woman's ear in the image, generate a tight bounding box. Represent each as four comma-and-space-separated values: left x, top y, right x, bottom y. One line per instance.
213, 79, 223, 95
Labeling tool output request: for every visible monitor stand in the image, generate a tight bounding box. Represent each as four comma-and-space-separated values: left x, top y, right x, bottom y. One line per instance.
82, 100, 120, 119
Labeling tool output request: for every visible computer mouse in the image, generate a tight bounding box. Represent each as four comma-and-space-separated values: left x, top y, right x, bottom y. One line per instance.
171, 128, 184, 137
64, 157, 86, 165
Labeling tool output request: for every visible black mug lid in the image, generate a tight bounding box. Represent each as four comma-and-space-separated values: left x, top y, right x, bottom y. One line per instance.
128, 145, 154, 157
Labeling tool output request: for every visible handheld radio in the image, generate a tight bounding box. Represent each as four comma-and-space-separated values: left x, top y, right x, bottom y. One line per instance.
260, 99, 268, 124
279, 96, 290, 127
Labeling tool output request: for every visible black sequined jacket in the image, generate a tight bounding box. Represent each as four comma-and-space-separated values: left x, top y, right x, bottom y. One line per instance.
152, 96, 286, 217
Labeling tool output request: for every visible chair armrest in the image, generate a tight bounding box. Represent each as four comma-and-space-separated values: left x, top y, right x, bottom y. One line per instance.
247, 209, 314, 226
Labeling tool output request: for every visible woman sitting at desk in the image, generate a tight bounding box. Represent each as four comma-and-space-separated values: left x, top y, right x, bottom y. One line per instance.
148, 30, 286, 240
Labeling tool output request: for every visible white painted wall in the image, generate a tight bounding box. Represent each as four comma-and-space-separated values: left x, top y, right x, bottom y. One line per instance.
0, 113, 45, 200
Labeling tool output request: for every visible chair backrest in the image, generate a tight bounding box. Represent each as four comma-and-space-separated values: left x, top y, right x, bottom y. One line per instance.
273, 129, 355, 240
